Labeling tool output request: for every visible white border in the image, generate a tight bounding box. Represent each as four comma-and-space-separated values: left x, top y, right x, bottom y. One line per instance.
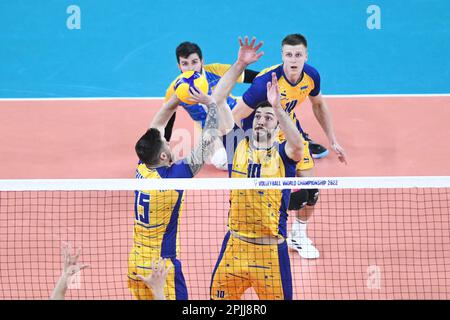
1, 176, 450, 191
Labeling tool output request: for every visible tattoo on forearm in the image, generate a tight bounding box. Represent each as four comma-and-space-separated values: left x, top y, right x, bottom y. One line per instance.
187, 103, 220, 176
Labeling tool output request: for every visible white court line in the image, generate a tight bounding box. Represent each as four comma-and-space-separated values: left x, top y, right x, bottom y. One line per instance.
1, 94, 450, 101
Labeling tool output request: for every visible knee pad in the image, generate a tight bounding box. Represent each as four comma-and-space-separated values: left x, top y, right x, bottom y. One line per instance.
306, 189, 319, 206
288, 189, 309, 210
288, 189, 319, 210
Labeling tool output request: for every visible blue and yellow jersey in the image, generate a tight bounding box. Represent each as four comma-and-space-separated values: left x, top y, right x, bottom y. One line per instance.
228, 139, 298, 239
241, 63, 321, 133
132, 161, 193, 259
165, 63, 244, 127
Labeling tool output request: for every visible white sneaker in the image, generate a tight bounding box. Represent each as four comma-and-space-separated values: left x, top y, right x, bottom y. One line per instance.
211, 147, 228, 171
287, 234, 320, 259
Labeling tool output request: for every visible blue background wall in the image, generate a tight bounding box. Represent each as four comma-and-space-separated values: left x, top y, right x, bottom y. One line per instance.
0, 0, 449, 98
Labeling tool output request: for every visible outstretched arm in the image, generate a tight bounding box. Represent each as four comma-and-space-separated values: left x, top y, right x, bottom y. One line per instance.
184, 99, 220, 176
191, 36, 264, 134
309, 94, 347, 164
50, 243, 89, 300
150, 94, 180, 136
267, 72, 304, 162
228, 37, 265, 129
185, 36, 264, 175
212, 36, 263, 104
232, 99, 254, 128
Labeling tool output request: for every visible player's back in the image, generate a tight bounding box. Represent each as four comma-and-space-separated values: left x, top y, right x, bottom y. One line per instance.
133, 162, 192, 258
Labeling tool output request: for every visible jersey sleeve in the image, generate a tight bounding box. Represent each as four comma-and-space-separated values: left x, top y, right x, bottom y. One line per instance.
156, 161, 194, 178
241, 75, 269, 109
305, 64, 321, 97
205, 63, 244, 83
278, 141, 299, 166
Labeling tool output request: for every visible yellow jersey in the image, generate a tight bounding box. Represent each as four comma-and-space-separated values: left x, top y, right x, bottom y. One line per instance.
133, 161, 192, 258
241, 63, 321, 135
228, 138, 298, 239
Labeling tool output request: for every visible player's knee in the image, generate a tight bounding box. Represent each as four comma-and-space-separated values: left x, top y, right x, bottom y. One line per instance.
288, 189, 319, 210
288, 189, 308, 210
306, 189, 319, 206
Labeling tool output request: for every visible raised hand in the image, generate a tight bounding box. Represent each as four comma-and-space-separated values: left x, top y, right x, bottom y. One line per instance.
136, 258, 173, 300
61, 242, 89, 277
50, 242, 89, 299
237, 36, 264, 66
266, 72, 281, 109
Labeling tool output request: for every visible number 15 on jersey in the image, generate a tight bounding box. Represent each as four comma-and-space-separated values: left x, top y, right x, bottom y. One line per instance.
134, 191, 150, 224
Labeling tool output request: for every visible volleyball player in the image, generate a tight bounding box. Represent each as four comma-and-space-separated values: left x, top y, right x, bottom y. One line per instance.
161, 41, 259, 170
211, 72, 303, 300
128, 36, 263, 299
232, 34, 347, 259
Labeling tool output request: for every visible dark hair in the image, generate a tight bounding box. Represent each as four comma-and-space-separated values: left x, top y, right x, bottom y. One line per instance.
135, 128, 164, 166
176, 42, 203, 63
255, 100, 273, 110
281, 34, 307, 48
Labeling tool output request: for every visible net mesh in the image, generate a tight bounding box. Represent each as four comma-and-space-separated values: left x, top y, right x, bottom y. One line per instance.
1, 177, 450, 300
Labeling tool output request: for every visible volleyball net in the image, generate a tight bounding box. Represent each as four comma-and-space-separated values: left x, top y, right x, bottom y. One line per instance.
1, 176, 449, 299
